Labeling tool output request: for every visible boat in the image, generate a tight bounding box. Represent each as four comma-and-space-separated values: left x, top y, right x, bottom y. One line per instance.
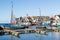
21, 22, 31, 28
51, 23, 57, 26
57, 23, 60, 26
0, 23, 25, 29
0, 26, 5, 35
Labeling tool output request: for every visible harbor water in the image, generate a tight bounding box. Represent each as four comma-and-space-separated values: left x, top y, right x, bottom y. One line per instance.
0, 32, 60, 40
0, 24, 60, 40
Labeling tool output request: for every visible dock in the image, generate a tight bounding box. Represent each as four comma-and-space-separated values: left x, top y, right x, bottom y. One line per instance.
0, 26, 60, 38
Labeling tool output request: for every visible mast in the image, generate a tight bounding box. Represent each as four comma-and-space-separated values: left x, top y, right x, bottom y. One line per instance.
10, 1, 14, 24
39, 8, 42, 26
39, 8, 41, 17
39, 8, 41, 21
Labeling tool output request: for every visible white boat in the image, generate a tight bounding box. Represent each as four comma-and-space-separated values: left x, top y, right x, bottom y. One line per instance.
21, 22, 31, 27
57, 23, 60, 26
51, 23, 57, 26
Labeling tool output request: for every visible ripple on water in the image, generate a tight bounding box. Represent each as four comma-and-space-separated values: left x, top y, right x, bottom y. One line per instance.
0, 32, 60, 40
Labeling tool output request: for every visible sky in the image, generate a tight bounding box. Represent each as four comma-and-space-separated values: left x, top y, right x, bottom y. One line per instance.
0, 0, 60, 23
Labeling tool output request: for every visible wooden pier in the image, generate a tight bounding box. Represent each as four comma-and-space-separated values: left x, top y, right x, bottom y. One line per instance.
0, 27, 60, 38
0, 29, 46, 37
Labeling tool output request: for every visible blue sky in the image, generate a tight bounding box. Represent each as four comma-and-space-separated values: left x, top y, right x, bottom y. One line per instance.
0, 0, 60, 23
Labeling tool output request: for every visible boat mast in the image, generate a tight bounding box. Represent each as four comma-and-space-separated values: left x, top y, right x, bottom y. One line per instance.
39, 8, 41, 17
10, 1, 14, 24
39, 8, 42, 26
39, 8, 41, 21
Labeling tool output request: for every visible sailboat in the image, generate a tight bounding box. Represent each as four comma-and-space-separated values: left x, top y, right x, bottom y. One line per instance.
0, 1, 25, 29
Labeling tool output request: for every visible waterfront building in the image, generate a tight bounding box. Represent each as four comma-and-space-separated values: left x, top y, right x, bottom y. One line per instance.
15, 16, 50, 26
50, 14, 60, 26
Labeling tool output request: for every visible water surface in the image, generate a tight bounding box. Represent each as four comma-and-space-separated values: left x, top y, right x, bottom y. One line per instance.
0, 32, 60, 40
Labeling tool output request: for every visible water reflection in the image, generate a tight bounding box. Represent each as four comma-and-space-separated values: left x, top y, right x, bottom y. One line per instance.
43, 32, 60, 40
0, 32, 60, 40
